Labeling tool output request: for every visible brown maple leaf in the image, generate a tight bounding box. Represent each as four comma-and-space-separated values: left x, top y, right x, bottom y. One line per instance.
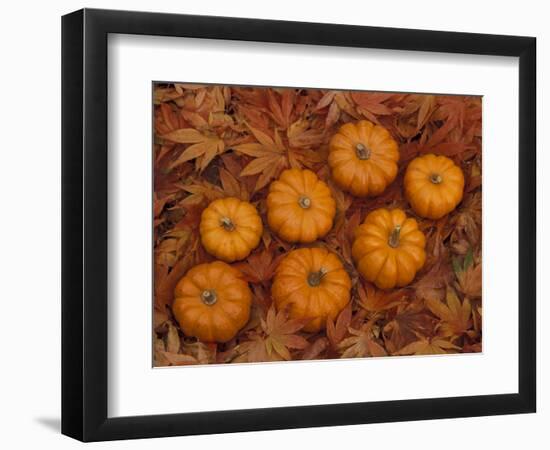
426, 287, 472, 340
154, 249, 196, 310
338, 320, 387, 358
326, 302, 352, 348
412, 257, 454, 302
265, 88, 297, 128
234, 125, 288, 191
450, 191, 482, 247
154, 102, 187, 135
395, 94, 436, 139
453, 249, 482, 298
394, 336, 460, 356
301, 337, 329, 360
383, 299, 437, 353
351, 92, 394, 123
236, 307, 309, 362
357, 281, 408, 313
163, 129, 225, 172
232, 248, 284, 285
154, 87, 183, 105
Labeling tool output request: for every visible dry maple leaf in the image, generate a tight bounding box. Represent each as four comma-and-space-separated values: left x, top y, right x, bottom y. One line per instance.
155, 228, 192, 268
351, 92, 394, 123
286, 118, 324, 148
383, 298, 437, 354
154, 103, 187, 135
301, 337, 329, 360
233, 248, 282, 284
154, 87, 183, 105
154, 249, 196, 310
412, 257, 454, 302
265, 88, 297, 128
338, 320, 387, 358
165, 322, 181, 353
315, 91, 338, 111
181, 341, 217, 365
234, 125, 288, 191
326, 302, 352, 348
456, 263, 481, 298
156, 351, 199, 366
218, 166, 249, 201
163, 129, 225, 172
450, 191, 482, 247
236, 307, 309, 362
426, 287, 472, 340
453, 248, 482, 298
394, 336, 460, 356
395, 94, 436, 138
357, 281, 408, 313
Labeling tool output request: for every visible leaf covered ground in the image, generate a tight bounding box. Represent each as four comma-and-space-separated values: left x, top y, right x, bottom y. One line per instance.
153, 83, 482, 366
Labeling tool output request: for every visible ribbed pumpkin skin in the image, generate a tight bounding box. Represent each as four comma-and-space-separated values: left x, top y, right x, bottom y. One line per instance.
267, 168, 336, 243
328, 120, 399, 197
352, 208, 426, 290
200, 197, 263, 262
271, 247, 351, 333
404, 154, 465, 219
172, 261, 252, 343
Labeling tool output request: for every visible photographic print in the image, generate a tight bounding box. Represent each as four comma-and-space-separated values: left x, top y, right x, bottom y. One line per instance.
153, 83, 482, 366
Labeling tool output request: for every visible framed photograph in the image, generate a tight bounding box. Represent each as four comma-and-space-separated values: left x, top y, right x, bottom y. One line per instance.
62, 8, 536, 442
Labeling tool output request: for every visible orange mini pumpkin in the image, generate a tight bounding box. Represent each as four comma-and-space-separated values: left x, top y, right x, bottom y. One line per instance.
328, 120, 399, 197
352, 208, 426, 290
173, 261, 252, 343
267, 168, 336, 243
271, 247, 351, 332
404, 154, 465, 219
200, 197, 263, 262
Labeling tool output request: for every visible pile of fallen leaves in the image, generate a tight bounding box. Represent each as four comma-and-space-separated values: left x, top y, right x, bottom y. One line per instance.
153, 83, 482, 366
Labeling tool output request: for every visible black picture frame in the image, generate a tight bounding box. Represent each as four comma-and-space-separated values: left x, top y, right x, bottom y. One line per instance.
62, 8, 536, 442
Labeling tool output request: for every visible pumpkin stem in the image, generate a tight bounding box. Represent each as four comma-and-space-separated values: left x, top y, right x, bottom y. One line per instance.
355, 143, 371, 160
388, 225, 402, 248
307, 267, 327, 287
220, 216, 235, 231
201, 289, 218, 306
298, 196, 312, 209
430, 173, 443, 184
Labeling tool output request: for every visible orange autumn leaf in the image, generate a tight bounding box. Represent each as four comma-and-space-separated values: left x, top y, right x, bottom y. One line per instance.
456, 263, 482, 298
234, 125, 288, 191
426, 287, 472, 340
395, 336, 460, 356
338, 319, 387, 358
357, 281, 408, 312
383, 299, 437, 353
165, 132, 225, 172
326, 302, 352, 348
232, 248, 282, 284
236, 307, 310, 362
